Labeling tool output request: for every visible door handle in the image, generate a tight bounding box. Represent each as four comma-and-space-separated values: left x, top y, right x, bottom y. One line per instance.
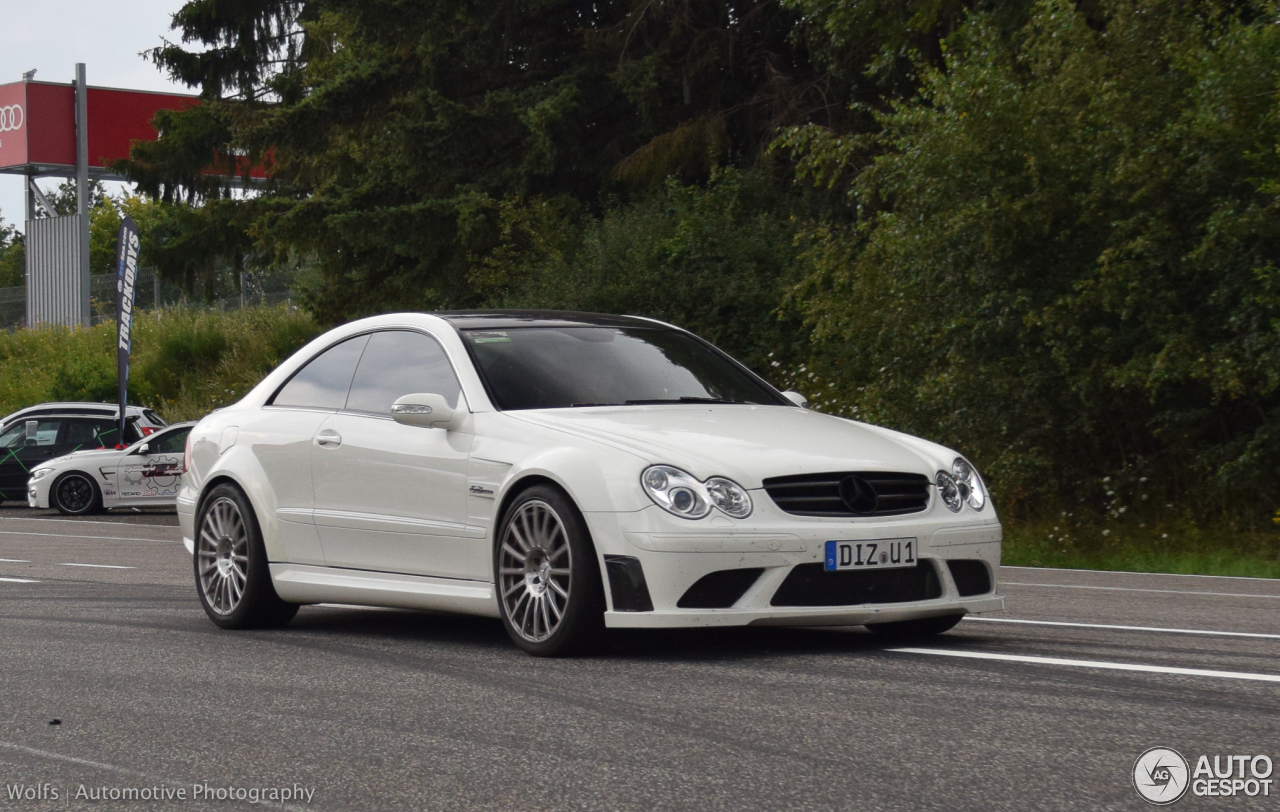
316, 430, 342, 448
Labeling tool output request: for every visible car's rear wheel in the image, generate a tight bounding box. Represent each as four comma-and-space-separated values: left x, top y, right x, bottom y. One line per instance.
51, 472, 101, 516
195, 483, 297, 629
865, 613, 964, 640
495, 485, 604, 656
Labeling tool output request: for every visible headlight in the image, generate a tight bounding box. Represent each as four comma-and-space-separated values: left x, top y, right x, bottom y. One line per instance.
29, 468, 54, 482
936, 470, 963, 512
705, 477, 753, 519
641, 465, 752, 519
952, 457, 987, 511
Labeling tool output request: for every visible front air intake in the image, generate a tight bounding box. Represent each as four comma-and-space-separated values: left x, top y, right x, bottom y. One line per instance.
771, 561, 941, 607
946, 560, 992, 596
677, 568, 764, 609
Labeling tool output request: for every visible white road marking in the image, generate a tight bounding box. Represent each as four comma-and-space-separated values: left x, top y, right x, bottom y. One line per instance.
965, 616, 1280, 640
0, 530, 176, 543
0, 576, 38, 583
1002, 565, 1278, 582
0, 741, 309, 812
891, 647, 1280, 683
1000, 581, 1280, 600
0, 557, 30, 562
58, 563, 135, 570
0, 516, 175, 528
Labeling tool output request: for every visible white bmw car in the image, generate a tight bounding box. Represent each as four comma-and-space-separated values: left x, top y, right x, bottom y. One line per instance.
181, 311, 1003, 655
29, 422, 194, 515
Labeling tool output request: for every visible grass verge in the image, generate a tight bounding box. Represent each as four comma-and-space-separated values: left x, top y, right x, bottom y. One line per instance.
1003, 520, 1280, 578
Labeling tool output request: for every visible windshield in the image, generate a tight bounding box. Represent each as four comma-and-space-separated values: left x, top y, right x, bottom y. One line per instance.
462, 326, 786, 411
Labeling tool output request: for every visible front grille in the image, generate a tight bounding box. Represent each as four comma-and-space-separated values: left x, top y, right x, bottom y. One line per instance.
762, 471, 932, 517
677, 568, 764, 609
771, 561, 941, 607
946, 560, 992, 596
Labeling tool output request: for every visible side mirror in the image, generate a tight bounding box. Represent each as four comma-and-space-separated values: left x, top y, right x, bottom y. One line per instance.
391, 393, 464, 431
782, 390, 809, 408
135, 443, 150, 455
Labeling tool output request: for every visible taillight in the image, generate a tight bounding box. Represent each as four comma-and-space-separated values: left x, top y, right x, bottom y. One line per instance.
182, 433, 193, 475
140, 426, 157, 436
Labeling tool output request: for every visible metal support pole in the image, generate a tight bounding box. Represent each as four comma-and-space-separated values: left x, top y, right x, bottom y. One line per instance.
24, 170, 36, 222
75, 63, 90, 327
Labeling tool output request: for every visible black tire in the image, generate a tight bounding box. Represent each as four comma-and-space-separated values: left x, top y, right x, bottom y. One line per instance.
194, 483, 298, 629
494, 485, 605, 657
865, 613, 964, 640
51, 472, 102, 516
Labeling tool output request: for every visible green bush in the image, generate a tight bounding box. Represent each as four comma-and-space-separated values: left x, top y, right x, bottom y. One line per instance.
476, 168, 811, 374
0, 306, 319, 423
776, 0, 1280, 529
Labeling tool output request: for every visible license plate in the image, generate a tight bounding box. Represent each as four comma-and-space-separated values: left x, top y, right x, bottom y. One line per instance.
824, 538, 917, 571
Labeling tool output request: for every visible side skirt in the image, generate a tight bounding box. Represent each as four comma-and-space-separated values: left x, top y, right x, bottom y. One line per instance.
269, 563, 500, 618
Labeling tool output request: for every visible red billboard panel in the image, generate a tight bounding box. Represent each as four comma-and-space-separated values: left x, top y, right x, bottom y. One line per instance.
0, 82, 29, 170
0, 80, 261, 178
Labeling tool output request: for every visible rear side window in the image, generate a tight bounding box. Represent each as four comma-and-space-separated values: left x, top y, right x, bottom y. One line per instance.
148, 427, 190, 454
62, 419, 124, 448
345, 331, 461, 414
272, 335, 370, 410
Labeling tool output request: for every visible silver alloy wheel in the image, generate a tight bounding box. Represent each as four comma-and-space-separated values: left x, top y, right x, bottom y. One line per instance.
499, 499, 573, 642
197, 496, 250, 615
56, 475, 94, 513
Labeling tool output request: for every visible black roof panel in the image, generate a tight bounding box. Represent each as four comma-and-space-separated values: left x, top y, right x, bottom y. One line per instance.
436, 310, 671, 330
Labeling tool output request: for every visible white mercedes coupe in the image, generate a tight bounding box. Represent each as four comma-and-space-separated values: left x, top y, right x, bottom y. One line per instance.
180, 311, 1003, 655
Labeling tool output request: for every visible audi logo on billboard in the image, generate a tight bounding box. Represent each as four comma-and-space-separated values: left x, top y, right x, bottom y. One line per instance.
0, 104, 23, 133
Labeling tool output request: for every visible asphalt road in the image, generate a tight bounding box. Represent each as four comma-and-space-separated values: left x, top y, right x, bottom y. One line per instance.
0, 505, 1277, 811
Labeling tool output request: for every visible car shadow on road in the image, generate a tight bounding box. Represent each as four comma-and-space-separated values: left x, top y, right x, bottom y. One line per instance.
286, 605, 947, 661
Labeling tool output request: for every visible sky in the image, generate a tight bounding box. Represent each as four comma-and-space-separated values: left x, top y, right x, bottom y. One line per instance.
0, 0, 192, 233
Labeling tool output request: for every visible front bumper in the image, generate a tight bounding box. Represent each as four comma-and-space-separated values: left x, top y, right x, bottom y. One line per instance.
585, 504, 1004, 629
27, 479, 51, 509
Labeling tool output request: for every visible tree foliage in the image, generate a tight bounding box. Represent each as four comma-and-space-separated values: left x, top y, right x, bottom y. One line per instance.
124, 0, 1280, 526
129, 0, 849, 321
777, 0, 1280, 521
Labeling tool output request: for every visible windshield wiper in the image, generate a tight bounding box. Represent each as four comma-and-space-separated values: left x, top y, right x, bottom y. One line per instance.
569, 402, 623, 408
623, 397, 746, 405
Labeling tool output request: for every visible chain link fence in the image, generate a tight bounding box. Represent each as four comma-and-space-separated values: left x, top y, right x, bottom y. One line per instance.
0, 267, 298, 330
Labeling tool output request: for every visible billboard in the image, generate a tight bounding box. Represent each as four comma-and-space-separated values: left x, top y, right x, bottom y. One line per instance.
0, 80, 264, 179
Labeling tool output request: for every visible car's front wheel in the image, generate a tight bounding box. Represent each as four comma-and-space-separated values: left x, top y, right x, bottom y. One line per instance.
865, 613, 964, 640
495, 485, 605, 656
51, 472, 102, 516
194, 484, 297, 629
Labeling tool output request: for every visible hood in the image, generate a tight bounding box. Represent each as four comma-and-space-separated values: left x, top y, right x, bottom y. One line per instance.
507, 405, 954, 488
47, 448, 123, 466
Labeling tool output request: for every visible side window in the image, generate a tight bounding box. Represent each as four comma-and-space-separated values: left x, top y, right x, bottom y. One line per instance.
345, 331, 462, 415
272, 335, 370, 410
150, 428, 190, 455
0, 423, 25, 449
28, 420, 62, 446
62, 419, 116, 448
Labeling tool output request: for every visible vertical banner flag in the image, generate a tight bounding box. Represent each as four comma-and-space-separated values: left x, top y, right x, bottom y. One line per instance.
116, 216, 140, 444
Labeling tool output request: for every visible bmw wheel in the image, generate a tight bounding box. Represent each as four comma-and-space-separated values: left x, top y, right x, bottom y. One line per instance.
865, 613, 964, 640
51, 472, 102, 516
495, 485, 604, 656
195, 484, 297, 629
